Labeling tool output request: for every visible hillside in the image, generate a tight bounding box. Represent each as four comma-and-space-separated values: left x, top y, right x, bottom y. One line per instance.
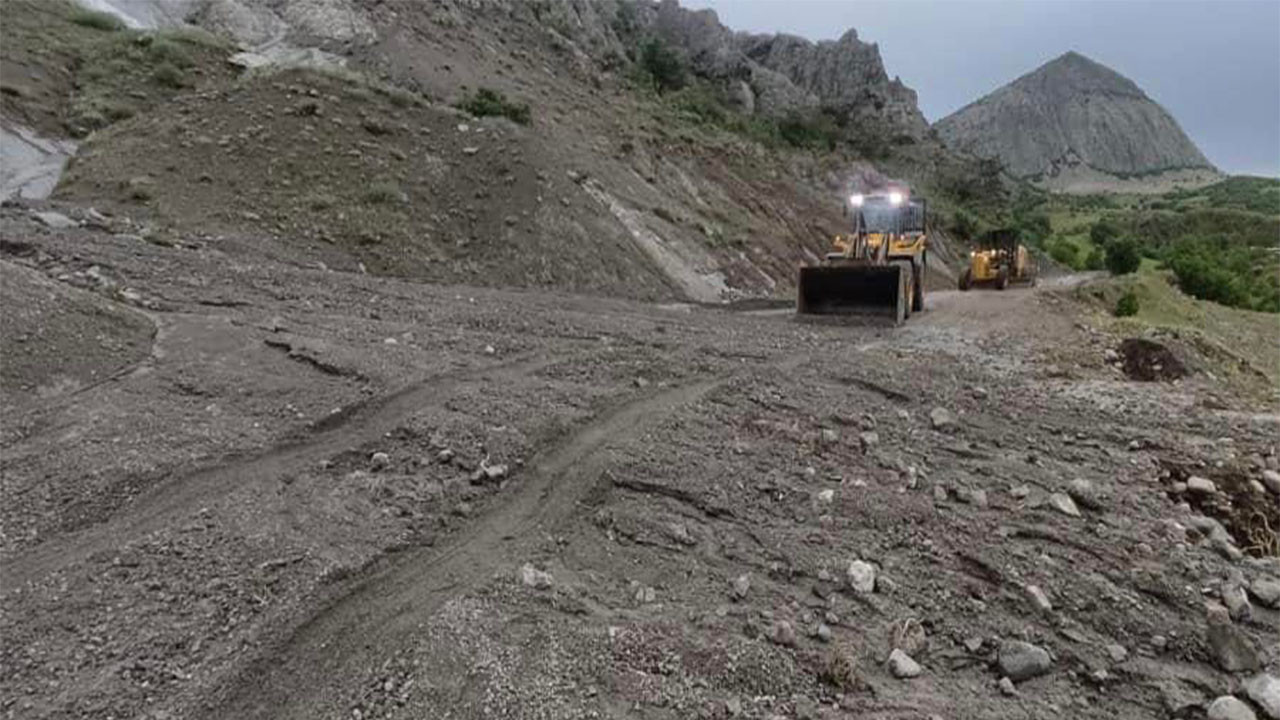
935, 52, 1220, 193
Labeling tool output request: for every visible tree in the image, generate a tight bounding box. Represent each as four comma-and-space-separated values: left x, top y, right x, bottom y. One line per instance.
950, 208, 979, 241
1089, 219, 1120, 246
638, 38, 686, 94
1104, 238, 1142, 275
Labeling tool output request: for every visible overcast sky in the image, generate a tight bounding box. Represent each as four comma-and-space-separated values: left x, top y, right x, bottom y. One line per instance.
682, 0, 1280, 177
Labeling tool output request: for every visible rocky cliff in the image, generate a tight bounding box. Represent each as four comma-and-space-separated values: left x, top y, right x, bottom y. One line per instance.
935, 51, 1217, 190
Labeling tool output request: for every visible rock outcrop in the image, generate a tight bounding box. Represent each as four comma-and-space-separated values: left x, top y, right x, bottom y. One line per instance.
935, 52, 1216, 188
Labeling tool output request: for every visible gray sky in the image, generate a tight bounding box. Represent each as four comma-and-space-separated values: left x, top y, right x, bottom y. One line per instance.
683, 0, 1280, 177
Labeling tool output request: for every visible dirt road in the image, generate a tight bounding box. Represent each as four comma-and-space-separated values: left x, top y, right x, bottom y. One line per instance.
2, 210, 1277, 720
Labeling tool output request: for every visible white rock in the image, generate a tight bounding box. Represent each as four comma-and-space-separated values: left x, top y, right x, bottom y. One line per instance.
1245, 674, 1280, 719
370, 451, 391, 470
1025, 584, 1052, 613
519, 563, 553, 589
846, 560, 876, 594
888, 648, 922, 678
816, 489, 835, 504
930, 407, 957, 432
1262, 470, 1280, 496
732, 573, 750, 599
32, 210, 77, 229
1208, 696, 1257, 720
1048, 492, 1080, 517
1187, 476, 1217, 494
1249, 578, 1280, 608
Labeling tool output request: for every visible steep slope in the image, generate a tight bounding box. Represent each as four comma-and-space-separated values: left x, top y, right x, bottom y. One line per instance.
936, 52, 1219, 192
8, 0, 981, 303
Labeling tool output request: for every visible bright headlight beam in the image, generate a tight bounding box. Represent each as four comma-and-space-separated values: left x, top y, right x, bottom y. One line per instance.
849, 193, 864, 207
888, 191, 904, 206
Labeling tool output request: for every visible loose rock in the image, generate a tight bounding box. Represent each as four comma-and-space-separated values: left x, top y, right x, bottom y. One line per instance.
1047, 492, 1081, 517
1208, 696, 1258, 720
888, 648, 922, 678
930, 407, 958, 432
1025, 584, 1052, 613
1261, 470, 1280, 496
1249, 578, 1280, 608
1244, 674, 1280, 719
769, 620, 797, 647
519, 564, 553, 589
732, 573, 751, 600
846, 560, 876, 594
1187, 476, 1217, 495
998, 640, 1053, 682
370, 452, 391, 471
1205, 603, 1260, 673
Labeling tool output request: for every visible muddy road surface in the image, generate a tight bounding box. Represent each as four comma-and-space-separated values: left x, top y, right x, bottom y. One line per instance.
2, 209, 1277, 720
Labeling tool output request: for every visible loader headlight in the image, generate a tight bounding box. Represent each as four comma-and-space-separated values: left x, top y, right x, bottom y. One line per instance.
888, 191, 904, 206
849, 193, 864, 207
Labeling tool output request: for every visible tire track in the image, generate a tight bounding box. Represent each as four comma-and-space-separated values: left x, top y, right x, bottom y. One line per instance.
2, 353, 558, 588
201, 374, 730, 720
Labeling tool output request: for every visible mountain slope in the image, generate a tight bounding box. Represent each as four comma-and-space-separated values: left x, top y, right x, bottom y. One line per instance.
935, 52, 1219, 192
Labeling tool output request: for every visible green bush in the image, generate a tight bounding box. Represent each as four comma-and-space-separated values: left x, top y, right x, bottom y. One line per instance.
1090, 219, 1120, 246
455, 88, 531, 125
777, 112, 840, 150
1047, 239, 1078, 268
638, 38, 686, 94
70, 8, 126, 31
151, 62, 185, 88
1085, 245, 1106, 271
1104, 238, 1142, 275
1165, 237, 1280, 312
1114, 290, 1139, 317
362, 182, 404, 205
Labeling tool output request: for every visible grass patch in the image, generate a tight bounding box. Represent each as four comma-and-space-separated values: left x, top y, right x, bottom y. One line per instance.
455, 88, 531, 125
68, 7, 125, 31
362, 182, 404, 205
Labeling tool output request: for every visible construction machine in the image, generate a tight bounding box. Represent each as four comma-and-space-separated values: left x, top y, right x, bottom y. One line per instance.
958, 228, 1038, 291
797, 190, 927, 323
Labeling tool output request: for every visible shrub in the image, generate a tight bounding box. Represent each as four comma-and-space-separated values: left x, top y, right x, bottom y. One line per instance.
70, 8, 126, 31
1089, 219, 1120, 246
1047, 239, 1078, 268
151, 62, 185, 88
455, 88, 531, 125
1164, 238, 1279, 312
1104, 238, 1142, 275
362, 182, 404, 205
638, 38, 686, 94
1114, 290, 1139, 317
1085, 245, 1106, 271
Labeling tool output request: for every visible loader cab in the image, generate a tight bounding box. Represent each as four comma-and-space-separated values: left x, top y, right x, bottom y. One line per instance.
837, 192, 928, 262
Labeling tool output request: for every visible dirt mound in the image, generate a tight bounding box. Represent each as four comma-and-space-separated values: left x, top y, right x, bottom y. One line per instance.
1160, 462, 1279, 558
1119, 337, 1186, 381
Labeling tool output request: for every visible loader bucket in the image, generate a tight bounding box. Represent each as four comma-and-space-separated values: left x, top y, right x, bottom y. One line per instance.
796, 264, 905, 321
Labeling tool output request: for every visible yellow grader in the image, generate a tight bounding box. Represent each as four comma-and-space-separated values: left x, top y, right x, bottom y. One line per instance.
958, 228, 1038, 290
797, 190, 927, 324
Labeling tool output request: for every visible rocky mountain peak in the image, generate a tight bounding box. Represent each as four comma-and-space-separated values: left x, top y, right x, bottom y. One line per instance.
935, 51, 1216, 189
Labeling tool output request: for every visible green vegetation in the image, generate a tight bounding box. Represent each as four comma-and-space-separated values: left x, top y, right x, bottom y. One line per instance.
454, 87, 531, 125
660, 81, 843, 151
68, 7, 126, 31
1104, 238, 1142, 276
637, 38, 687, 94
1114, 290, 1139, 317
362, 182, 405, 205
1165, 237, 1280, 312
1164, 176, 1280, 214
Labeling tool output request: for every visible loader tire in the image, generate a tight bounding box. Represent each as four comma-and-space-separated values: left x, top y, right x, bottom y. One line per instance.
996, 268, 1009, 290
959, 269, 972, 291
912, 264, 925, 312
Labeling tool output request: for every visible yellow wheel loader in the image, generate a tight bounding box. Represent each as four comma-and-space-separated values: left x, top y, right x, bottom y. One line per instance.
797, 191, 927, 324
958, 228, 1038, 291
